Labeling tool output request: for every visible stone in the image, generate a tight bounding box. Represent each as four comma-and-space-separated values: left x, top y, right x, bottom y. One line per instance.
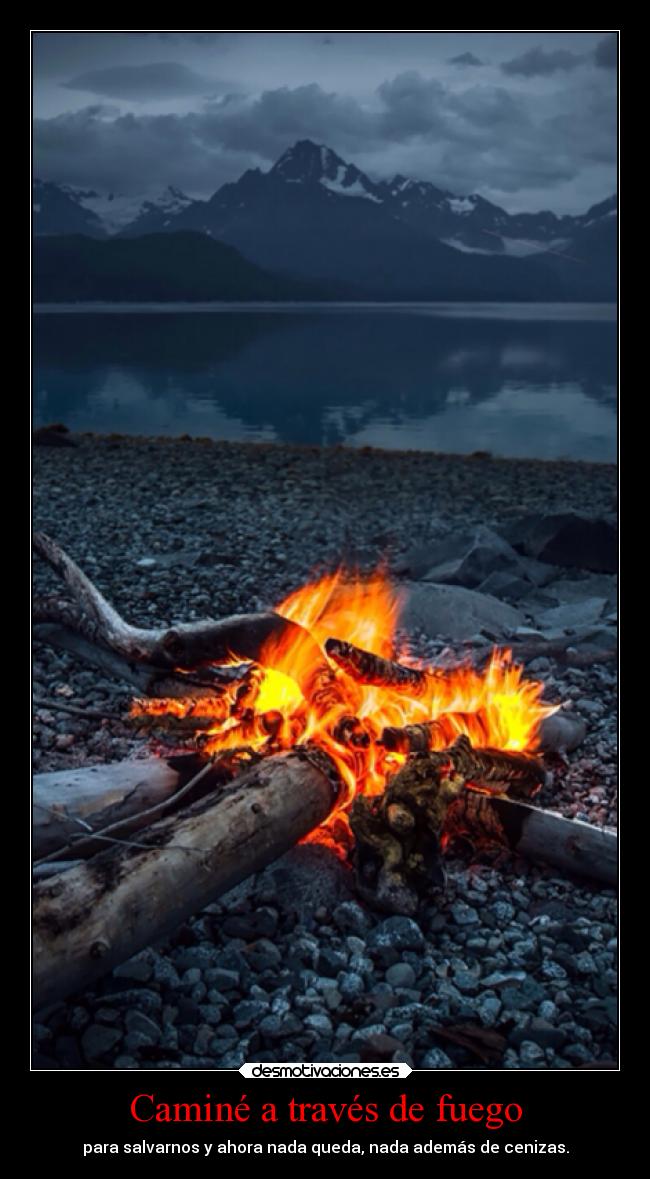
333, 901, 372, 936
539, 713, 587, 755
402, 582, 523, 642
504, 512, 617, 574
476, 571, 531, 601
124, 1010, 160, 1045
518, 1040, 545, 1066
368, 917, 425, 952
203, 968, 240, 991
478, 996, 502, 1027
318, 948, 348, 978
385, 963, 417, 989
421, 1047, 454, 1068
450, 902, 479, 926
81, 1024, 122, 1060
338, 972, 365, 999
533, 598, 607, 632
113, 955, 154, 983
304, 1013, 333, 1036
233, 1000, 269, 1029
417, 526, 522, 589
544, 574, 617, 607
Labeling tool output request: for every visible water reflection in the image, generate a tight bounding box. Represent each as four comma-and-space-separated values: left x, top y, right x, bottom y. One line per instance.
33, 305, 617, 461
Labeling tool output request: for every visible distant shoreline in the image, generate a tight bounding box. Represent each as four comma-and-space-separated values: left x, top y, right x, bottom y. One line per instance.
33, 300, 617, 321
33, 430, 617, 470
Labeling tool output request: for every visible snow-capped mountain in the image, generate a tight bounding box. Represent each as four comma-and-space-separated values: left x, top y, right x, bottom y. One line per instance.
33, 180, 192, 237
34, 141, 616, 300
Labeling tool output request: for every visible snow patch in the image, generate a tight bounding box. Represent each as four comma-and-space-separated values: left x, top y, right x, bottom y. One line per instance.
446, 197, 476, 215
441, 238, 495, 255
320, 176, 381, 202
67, 186, 192, 234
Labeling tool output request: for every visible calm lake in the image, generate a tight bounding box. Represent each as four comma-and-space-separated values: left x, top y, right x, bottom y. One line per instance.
33, 303, 617, 462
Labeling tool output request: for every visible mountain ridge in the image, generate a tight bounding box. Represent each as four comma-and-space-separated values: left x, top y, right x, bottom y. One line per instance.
33, 139, 617, 301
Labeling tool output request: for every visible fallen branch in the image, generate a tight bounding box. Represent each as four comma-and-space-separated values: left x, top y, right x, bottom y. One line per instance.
33, 533, 350, 711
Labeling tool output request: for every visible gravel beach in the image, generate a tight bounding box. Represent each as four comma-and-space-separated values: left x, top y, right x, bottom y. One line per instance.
32, 435, 618, 1070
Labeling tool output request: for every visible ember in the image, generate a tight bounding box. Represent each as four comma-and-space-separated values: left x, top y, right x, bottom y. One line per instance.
130, 567, 556, 831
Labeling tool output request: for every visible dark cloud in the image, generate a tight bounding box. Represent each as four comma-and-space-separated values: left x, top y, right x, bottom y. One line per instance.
62, 61, 221, 100
595, 33, 617, 69
448, 52, 484, 67
34, 62, 616, 213
501, 46, 584, 77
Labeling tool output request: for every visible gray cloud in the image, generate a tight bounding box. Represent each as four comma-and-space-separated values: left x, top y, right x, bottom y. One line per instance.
501, 46, 584, 77
595, 34, 617, 69
448, 52, 484, 67
34, 63, 616, 213
62, 61, 221, 100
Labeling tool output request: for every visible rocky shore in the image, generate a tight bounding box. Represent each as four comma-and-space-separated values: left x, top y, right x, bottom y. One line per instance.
32, 435, 618, 1070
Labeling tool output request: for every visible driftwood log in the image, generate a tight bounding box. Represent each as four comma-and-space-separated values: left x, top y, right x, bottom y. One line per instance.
33, 747, 341, 1011
33, 533, 350, 714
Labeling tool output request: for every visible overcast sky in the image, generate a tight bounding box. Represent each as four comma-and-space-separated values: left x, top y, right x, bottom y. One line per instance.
33, 31, 618, 213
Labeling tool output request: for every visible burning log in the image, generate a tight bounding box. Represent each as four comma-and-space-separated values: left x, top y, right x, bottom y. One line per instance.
324, 637, 430, 696
350, 735, 609, 915
33, 747, 342, 1011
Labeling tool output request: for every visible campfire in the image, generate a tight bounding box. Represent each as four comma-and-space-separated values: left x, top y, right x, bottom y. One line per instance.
32, 533, 615, 1012
129, 566, 554, 793
127, 567, 555, 909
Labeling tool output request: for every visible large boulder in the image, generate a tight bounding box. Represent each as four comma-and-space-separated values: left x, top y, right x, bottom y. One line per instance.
412, 526, 521, 589
503, 513, 617, 574
401, 581, 524, 641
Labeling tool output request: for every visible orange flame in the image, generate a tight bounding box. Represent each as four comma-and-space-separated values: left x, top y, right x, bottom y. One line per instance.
131, 567, 556, 838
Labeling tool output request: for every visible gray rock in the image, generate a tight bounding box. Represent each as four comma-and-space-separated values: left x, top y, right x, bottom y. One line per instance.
477, 571, 532, 601
450, 902, 479, 926
510, 1018, 567, 1051
421, 1047, 454, 1069
417, 526, 521, 589
338, 972, 366, 999
402, 582, 524, 642
534, 598, 607, 632
113, 954, 154, 983
263, 845, 352, 917
518, 1040, 545, 1066
81, 1024, 122, 1060
482, 971, 527, 988
504, 512, 616, 574
203, 968, 240, 991
124, 1010, 160, 1045
539, 713, 587, 755
453, 969, 480, 994
305, 1013, 333, 1036
318, 949, 348, 977
478, 996, 502, 1027
333, 901, 372, 936
544, 574, 617, 606
233, 999, 269, 1029
368, 916, 425, 952
109, 988, 162, 1014
385, 963, 417, 989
